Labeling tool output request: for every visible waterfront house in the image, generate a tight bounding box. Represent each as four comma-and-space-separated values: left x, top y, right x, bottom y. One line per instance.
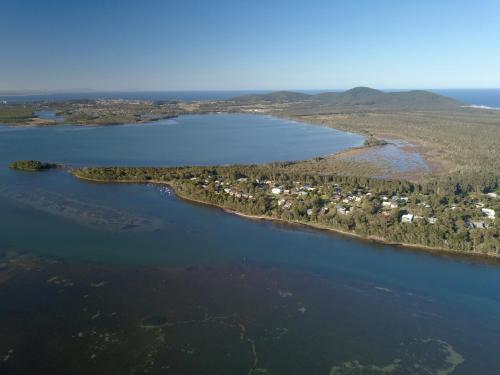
401, 214, 414, 223
337, 206, 349, 215
482, 208, 496, 219
382, 201, 399, 209
469, 221, 489, 229
271, 187, 283, 195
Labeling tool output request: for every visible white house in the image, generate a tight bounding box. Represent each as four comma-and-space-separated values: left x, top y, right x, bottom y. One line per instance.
271, 187, 283, 195
382, 201, 398, 209
482, 208, 496, 219
337, 206, 350, 215
487, 192, 498, 198
401, 214, 414, 223
428, 217, 437, 224
469, 221, 488, 229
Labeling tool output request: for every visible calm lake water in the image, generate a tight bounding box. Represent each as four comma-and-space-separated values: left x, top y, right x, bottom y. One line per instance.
1, 114, 500, 374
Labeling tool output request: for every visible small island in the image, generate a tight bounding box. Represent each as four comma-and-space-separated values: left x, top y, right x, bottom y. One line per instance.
9, 160, 58, 171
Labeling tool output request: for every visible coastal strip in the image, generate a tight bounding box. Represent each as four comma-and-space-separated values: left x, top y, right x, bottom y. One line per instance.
72, 173, 499, 260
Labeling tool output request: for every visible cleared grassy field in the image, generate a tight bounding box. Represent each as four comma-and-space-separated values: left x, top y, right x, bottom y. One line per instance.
0, 105, 34, 123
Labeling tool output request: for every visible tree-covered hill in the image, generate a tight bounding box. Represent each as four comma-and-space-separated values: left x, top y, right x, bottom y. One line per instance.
231, 87, 463, 110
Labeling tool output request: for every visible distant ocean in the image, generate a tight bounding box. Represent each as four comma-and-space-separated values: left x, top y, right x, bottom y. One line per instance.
431, 89, 500, 109
1, 89, 499, 108
0, 91, 270, 103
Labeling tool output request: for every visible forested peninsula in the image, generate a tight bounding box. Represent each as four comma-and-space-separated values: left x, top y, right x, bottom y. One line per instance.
70, 162, 499, 256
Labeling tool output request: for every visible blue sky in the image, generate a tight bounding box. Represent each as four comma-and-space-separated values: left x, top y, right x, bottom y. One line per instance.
1, 0, 499, 91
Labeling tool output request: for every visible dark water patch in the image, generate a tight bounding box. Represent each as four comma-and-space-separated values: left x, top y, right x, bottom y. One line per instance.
1, 254, 498, 374
0, 182, 165, 233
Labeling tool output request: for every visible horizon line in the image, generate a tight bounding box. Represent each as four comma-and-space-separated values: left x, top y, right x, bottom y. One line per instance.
2, 87, 500, 96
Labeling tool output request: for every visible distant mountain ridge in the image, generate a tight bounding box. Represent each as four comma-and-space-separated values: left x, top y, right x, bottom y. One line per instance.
231, 87, 463, 110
